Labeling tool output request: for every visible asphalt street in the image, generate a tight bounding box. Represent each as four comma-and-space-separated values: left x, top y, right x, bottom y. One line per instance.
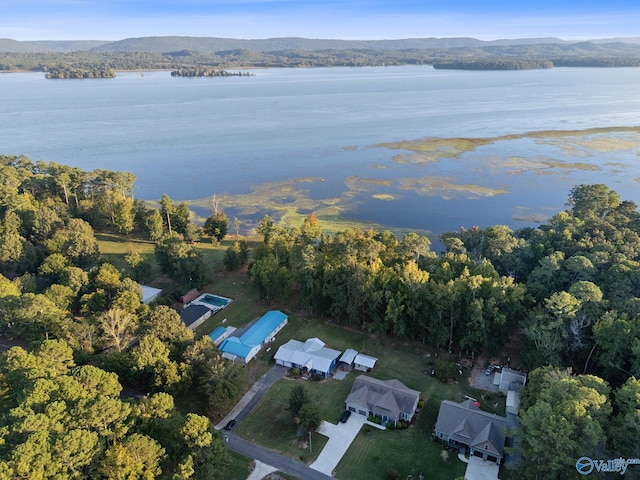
225, 432, 333, 480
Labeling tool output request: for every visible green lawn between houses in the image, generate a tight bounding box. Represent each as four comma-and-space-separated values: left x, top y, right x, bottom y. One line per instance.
234, 313, 505, 480
96, 232, 506, 480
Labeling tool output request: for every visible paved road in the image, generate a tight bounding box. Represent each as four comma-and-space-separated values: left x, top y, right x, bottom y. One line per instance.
224, 433, 333, 480
216, 364, 288, 429
218, 364, 334, 480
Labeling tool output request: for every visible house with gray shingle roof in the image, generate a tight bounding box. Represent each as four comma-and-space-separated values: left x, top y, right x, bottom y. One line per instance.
434, 399, 508, 465
345, 375, 420, 425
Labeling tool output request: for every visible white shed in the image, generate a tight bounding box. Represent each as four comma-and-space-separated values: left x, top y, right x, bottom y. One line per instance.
354, 353, 377, 372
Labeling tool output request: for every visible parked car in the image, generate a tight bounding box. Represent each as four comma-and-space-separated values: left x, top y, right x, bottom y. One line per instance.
224, 419, 236, 431
340, 410, 351, 423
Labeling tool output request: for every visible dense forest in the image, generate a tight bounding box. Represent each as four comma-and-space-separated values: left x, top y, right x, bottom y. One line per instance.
1, 36, 639, 72
0, 154, 638, 478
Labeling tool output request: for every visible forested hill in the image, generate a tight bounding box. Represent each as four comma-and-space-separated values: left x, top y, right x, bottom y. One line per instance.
1, 36, 640, 71
2, 35, 640, 53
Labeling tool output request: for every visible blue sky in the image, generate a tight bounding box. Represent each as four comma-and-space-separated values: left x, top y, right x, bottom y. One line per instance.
1, 0, 638, 41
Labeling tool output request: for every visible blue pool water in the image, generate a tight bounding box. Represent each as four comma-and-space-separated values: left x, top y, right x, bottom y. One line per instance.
199, 294, 231, 307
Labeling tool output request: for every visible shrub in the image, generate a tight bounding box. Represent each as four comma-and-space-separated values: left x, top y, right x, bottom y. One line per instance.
386, 469, 399, 480
434, 357, 458, 382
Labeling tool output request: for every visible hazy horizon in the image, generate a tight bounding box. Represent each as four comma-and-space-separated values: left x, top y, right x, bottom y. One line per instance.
1, 0, 639, 42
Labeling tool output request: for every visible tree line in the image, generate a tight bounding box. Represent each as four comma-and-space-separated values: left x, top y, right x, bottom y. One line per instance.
0, 155, 242, 478
170, 68, 253, 77
1, 153, 639, 477
2, 46, 639, 73
243, 184, 640, 477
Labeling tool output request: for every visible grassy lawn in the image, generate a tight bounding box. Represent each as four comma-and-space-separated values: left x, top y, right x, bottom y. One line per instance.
95, 229, 506, 480
96, 231, 157, 272
236, 376, 361, 464
236, 315, 506, 480
222, 451, 253, 480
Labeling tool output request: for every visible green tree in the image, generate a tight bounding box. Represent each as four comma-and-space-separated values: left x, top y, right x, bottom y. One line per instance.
112, 196, 135, 235
46, 218, 99, 268
125, 249, 152, 283
183, 223, 202, 244
204, 212, 229, 243
296, 401, 322, 433
132, 335, 191, 393
99, 433, 165, 480
154, 234, 207, 288
608, 376, 640, 461
249, 253, 293, 302
516, 367, 611, 480
256, 214, 274, 243
144, 209, 164, 241
288, 385, 309, 416
140, 305, 194, 353
223, 241, 248, 271
568, 183, 620, 220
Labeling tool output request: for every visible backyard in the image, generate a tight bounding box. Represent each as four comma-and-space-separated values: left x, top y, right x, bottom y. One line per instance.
96, 231, 507, 479
233, 311, 506, 480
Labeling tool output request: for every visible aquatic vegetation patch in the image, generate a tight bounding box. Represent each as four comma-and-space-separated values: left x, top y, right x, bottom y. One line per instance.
511, 206, 553, 224
187, 176, 403, 235
374, 126, 640, 166
397, 176, 508, 200
501, 156, 601, 175
372, 194, 396, 201
535, 132, 640, 155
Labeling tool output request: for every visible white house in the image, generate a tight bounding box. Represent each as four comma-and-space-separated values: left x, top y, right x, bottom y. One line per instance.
273, 337, 342, 378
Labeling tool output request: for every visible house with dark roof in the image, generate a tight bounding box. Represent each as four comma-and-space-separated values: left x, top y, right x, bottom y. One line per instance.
273, 337, 342, 378
434, 399, 508, 465
179, 304, 212, 330
345, 375, 420, 425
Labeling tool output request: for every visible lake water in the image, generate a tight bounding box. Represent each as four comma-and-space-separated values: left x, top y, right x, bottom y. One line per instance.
1, 66, 640, 243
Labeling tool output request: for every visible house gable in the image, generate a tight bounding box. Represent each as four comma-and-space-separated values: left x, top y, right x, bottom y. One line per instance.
434, 400, 508, 463
345, 375, 420, 423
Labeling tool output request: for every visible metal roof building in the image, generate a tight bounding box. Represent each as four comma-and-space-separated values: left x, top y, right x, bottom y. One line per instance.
218, 310, 288, 363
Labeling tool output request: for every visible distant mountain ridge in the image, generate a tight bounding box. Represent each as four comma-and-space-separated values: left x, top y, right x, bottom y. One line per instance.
2, 35, 640, 53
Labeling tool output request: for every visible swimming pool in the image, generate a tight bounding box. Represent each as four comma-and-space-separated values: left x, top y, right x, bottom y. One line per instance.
194, 294, 232, 308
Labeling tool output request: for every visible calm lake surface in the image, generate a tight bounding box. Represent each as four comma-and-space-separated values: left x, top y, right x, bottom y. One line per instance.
1, 66, 640, 242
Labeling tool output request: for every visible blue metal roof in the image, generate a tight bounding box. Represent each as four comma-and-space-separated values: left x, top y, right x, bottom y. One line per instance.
219, 337, 253, 358
208, 326, 227, 341
218, 310, 287, 360
240, 310, 287, 346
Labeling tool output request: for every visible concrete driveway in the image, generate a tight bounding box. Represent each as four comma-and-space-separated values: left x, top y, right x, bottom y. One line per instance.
464, 456, 500, 480
310, 413, 368, 476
